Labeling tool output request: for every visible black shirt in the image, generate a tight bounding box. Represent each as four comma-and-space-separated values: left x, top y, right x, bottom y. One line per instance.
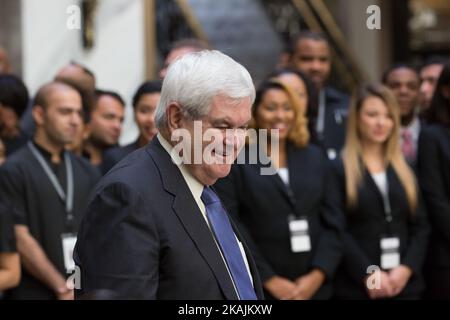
0, 141, 100, 299
0, 204, 16, 253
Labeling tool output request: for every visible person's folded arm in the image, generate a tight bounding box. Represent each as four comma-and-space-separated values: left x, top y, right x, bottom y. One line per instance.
310, 160, 345, 281
0, 252, 20, 291
418, 129, 450, 243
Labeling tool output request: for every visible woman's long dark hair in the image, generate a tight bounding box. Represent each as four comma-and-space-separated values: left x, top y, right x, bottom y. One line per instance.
425, 62, 450, 127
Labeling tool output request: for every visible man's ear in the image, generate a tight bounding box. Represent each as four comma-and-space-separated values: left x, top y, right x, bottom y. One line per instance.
32, 105, 45, 126
166, 102, 184, 133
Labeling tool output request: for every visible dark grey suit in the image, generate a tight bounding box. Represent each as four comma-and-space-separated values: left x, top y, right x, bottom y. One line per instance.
74, 138, 264, 299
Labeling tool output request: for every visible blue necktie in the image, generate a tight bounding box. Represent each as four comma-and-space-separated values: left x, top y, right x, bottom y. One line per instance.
201, 187, 257, 300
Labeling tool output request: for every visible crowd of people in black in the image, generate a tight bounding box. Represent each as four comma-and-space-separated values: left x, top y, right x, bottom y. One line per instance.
0, 31, 449, 300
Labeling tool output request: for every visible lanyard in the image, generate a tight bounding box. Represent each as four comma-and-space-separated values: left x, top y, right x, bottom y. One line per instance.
378, 177, 394, 236
316, 89, 326, 136
28, 142, 74, 225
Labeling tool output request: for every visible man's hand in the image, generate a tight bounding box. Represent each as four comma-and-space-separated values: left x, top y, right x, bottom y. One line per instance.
263, 276, 298, 300
388, 265, 412, 296
55, 286, 74, 300
366, 270, 395, 299
292, 269, 326, 300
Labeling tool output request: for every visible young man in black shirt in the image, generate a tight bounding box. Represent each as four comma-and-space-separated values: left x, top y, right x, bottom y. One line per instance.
0, 82, 100, 299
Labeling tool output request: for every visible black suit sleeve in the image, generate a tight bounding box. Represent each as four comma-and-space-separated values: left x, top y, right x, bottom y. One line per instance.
75, 182, 160, 299
418, 129, 450, 243
402, 190, 430, 275
215, 166, 277, 283
331, 162, 373, 284
310, 160, 344, 280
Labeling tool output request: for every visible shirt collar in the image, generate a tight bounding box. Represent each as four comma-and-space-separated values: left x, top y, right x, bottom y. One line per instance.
157, 134, 205, 205
32, 140, 65, 164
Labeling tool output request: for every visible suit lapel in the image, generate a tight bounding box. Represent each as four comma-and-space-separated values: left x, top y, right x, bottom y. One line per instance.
146, 139, 239, 300
267, 168, 294, 207
365, 167, 385, 207
287, 145, 312, 210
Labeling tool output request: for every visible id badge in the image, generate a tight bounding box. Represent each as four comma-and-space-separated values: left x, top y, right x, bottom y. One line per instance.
380, 236, 400, 270
327, 148, 337, 160
289, 217, 311, 253
61, 233, 77, 272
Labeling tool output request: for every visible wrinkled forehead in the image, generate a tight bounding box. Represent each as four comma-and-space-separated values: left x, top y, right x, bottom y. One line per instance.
206, 96, 252, 123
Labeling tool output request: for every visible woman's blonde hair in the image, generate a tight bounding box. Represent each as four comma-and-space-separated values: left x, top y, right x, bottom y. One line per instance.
342, 83, 417, 213
250, 78, 309, 148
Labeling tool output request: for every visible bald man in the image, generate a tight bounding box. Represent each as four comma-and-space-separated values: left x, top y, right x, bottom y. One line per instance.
20, 61, 96, 138
0, 82, 100, 299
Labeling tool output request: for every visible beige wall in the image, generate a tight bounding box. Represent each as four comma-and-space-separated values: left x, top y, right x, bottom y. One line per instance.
0, 0, 22, 75
21, 0, 146, 145
329, 0, 393, 83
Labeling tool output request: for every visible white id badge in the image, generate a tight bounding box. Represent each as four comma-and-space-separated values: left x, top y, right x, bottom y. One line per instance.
289, 218, 311, 253
61, 233, 77, 272
380, 237, 400, 270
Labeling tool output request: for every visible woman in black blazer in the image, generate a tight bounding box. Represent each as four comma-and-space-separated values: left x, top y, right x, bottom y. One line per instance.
215, 79, 343, 300
332, 84, 429, 299
418, 63, 450, 299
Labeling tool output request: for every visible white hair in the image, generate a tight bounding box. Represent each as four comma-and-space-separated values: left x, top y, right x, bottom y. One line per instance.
155, 50, 255, 129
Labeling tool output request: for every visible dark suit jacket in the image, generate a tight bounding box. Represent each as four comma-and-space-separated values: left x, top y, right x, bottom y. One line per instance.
101, 140, 140, 175
74, 138, 264, 300
214, 143, 344, 299
316, 87, 350, 158
331, 160, 429, 299
418, 124, 450, 267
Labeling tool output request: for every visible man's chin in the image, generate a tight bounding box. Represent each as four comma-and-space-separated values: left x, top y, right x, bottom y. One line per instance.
214, 163, 232, 178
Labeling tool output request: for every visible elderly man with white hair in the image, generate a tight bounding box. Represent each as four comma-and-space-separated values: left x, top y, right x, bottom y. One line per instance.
74, 50, 264, 300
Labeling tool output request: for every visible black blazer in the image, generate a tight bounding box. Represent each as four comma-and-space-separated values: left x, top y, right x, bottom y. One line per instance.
418, 124, 450, 267
214, 143, 344, 299
101, 140, 140, 175
74, 138, 264, 300
332, 160, 429, 299
316, 87, 350, 158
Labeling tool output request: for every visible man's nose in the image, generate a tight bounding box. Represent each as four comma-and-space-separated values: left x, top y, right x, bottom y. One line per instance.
311, 60, 322, 71
420, 82, 430, 94
70, 113, 82, 126
112, 119, 122, 131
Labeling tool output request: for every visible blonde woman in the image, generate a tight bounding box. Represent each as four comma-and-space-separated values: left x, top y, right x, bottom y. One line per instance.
215, 79, 343, 300
332, 84, 429, 299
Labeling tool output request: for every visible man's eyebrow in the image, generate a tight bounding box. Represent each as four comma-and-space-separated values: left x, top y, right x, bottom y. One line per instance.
57, 105, 78, 111
211, 117, 233, 124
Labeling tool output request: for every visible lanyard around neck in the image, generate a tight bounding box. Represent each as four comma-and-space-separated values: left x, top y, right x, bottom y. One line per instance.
28, 142, 74, 219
